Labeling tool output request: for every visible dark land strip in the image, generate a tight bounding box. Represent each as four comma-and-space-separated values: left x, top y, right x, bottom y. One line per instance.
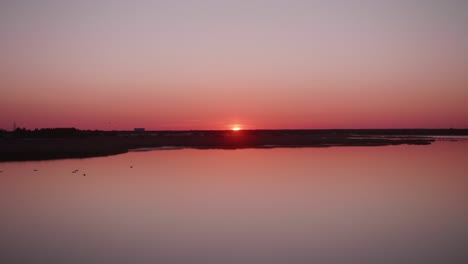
1, 129, 466, 162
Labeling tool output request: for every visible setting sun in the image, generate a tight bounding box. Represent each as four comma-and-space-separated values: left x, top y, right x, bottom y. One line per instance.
231, 125, 241, 131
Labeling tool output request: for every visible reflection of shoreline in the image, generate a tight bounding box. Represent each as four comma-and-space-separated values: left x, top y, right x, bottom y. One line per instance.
0, 133, 437, 162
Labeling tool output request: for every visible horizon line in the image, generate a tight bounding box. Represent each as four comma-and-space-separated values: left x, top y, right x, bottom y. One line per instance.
4, 127, 468, 132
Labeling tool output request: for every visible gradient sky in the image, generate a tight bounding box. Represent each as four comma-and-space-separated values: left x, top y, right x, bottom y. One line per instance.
1, 0, 467, 130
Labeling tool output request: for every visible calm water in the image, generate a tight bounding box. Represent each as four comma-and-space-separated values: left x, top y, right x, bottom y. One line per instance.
1, 141, 467, 264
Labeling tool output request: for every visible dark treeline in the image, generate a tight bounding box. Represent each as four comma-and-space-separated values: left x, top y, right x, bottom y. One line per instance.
7, 128, 90, 138
2, 127, 466, 162
2, 128, 467, 138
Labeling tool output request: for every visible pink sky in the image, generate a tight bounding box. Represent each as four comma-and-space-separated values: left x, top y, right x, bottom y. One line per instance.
1, 0, 467, 130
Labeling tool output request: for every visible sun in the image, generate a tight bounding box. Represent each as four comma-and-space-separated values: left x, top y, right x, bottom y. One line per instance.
231, 125, 242, 131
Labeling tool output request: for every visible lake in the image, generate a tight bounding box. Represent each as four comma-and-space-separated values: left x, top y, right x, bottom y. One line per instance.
0, 140, 467, 263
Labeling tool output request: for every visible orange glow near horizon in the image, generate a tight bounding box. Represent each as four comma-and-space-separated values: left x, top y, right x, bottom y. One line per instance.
232, 125, 242, 131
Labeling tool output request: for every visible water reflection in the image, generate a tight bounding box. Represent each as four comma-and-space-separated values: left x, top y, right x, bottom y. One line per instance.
0, 141, 467, 263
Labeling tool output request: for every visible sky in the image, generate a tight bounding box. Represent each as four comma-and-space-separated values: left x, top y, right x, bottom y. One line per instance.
1, 0, 467, 130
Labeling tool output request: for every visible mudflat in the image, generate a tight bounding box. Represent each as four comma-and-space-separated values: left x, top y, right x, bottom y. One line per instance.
0, 129, 449, 162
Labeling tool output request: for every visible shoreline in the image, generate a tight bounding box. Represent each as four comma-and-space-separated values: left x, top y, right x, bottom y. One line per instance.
0, 131, 438, 162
